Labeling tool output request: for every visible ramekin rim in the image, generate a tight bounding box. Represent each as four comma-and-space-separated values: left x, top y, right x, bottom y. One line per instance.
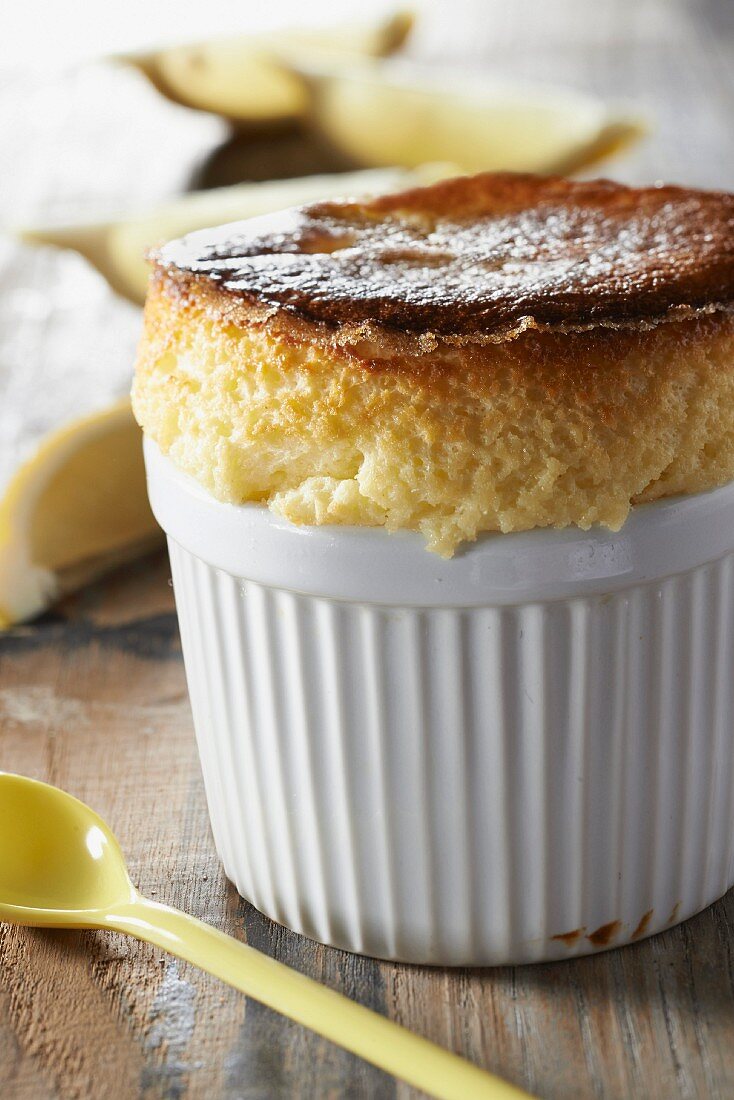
144, 438, 734, 606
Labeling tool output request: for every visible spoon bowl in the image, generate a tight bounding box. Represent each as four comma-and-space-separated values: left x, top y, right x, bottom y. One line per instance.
0, 773, 132, 923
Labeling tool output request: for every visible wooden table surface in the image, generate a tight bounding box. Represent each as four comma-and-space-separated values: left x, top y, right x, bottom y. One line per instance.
2, 2, 734, 1097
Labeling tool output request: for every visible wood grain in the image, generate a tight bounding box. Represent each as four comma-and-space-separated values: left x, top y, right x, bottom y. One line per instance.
2, 2, 734, 1098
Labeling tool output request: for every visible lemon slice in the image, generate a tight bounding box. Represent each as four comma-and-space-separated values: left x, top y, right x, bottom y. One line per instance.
293, 60, 645, 174
17, 164, 453, 304
117, 10, 413, 128
0, 401, 161, 628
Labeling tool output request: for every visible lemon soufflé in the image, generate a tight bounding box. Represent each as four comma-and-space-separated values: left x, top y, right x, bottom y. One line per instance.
133, 173, 734, 556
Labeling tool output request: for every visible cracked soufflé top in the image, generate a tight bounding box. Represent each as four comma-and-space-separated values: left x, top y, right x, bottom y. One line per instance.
153, 172, 734, 343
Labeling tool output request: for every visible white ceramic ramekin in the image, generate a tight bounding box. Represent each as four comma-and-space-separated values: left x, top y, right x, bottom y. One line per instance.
144, 438, 734, 965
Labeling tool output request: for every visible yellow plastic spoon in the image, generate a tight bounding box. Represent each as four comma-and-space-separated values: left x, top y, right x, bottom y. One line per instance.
0, 773, 529, 1099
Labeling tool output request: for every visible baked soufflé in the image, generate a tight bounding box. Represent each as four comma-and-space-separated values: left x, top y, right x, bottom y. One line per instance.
133, 173, 734, 556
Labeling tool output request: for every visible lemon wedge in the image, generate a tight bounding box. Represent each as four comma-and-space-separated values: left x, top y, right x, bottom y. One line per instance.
17, 164, 453, 304
293, 60, 645, 174
0, 401, 161, 628
117, 10, 413, 128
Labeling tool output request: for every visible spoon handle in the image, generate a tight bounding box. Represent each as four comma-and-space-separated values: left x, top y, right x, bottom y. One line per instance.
105, 896, 528, 1100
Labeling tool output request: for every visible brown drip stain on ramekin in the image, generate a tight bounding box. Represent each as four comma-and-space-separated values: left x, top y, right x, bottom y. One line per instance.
631, 909, 654, 940
551, 927, 586, 946
587, 919, 622, 947
553, 907, 675, 951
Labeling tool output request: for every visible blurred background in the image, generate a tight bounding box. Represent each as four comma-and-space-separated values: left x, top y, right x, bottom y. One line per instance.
2, 0, 733, 623
3, 8, 733, 1095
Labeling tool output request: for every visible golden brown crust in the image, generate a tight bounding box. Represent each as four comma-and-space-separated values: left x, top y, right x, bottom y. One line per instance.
153, 172, 734, 346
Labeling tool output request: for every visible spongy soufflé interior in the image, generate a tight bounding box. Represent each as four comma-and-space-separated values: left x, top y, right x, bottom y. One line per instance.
133, 279, 734, 556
